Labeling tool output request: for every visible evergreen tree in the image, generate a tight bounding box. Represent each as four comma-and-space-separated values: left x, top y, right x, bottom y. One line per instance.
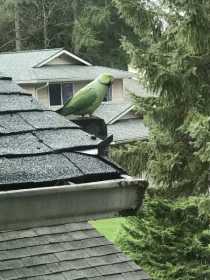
113, 1, 210, 279
118, 197, 210, 280
0, 1, 14, 51
114, 0, 210, 196
110, 141, 150, 177
0, 0, 128, 68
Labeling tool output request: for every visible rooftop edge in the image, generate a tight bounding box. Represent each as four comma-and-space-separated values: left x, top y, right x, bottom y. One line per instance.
0, 176, 148, 231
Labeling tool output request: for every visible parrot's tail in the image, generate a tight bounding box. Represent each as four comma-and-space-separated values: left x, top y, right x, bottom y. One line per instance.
56, 107, 64, 115
56, 106, 73, 116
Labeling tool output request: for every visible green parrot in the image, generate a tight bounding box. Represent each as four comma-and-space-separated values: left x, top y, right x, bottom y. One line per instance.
58, 73, 114, 116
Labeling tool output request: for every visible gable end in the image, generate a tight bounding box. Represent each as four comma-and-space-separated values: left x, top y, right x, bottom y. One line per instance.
34, 49, 92, 68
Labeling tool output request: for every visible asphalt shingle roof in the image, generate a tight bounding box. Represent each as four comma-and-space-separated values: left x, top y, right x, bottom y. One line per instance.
95, 103, 149, 143
95, 103, 133, 124
108, 119, 149, 144
0, 49, 132, 83
0, 48, 62, 69
0, 77, 123, 189
0, 76, 150, 280
0, 221, 150, 280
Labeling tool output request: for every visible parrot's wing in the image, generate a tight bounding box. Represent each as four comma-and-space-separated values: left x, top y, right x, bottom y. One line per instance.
63, 87, 98, 114
62, 96, 74, 108
63, 95, 73, 106
56, 95, 73, 114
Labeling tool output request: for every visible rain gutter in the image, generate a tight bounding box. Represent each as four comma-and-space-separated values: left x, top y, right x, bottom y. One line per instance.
0, 176, 147, 230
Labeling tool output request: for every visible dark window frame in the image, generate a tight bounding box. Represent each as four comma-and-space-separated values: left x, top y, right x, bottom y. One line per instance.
62, 83, 74, 104
49, 83, 62, 106
103, 85, 112, 102
49, 82, 74, 106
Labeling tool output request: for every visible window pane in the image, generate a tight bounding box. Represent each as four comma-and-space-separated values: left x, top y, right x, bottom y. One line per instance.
49, 84, 61, 106
103, 85, 112, 102
62, 83, 73, 104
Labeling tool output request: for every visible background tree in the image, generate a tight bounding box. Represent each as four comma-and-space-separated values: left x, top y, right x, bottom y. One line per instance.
14, 0, 22, 50
114, 0, 210, 196
0, 0, 128, 68
112, 1, 210, 279
118, 197, 210, 280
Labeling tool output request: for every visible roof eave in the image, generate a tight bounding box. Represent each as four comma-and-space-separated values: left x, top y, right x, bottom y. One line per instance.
111, 136, 149, 145
0, 176, 147, 230
16, 75, 130, 84
108, 105, 135, 124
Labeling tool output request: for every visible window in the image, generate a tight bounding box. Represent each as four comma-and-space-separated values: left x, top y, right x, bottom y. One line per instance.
103, 85, 112, 102
62, 83, 73, 104
49, 83, 73, 106
49, 84, 61, 106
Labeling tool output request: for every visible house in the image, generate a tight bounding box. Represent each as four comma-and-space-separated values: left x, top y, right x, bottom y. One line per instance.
95, 102, 149, 144
0, 74, 150, 280
0, 48, 151, 144
124, 78, 154, 98
0, 48, 133, 109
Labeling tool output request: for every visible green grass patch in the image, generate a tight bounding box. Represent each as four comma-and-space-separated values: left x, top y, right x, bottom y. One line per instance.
90, 217, 125, 243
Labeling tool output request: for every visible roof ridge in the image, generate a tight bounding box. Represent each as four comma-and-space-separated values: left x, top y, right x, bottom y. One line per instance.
0, 48, 63, 55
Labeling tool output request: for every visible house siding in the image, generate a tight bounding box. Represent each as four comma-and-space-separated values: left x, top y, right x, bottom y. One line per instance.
20, 83, 49, 107
112, 79, 124, 103
19, 79, 125, 108
36, 85, 49, 107
123, 78, 152, 97
46, 54, 80, 66
20, 84, 36, 96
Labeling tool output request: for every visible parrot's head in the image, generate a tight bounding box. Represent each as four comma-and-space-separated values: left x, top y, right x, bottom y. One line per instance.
98, 73, 114, 86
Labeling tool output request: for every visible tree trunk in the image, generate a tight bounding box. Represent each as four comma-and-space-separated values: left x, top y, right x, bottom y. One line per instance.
42, 0, 49, 48
15, 1, 22, 50
72, 0, 80, 54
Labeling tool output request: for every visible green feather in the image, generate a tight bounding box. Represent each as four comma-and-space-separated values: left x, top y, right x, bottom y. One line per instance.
58, 73, 113, 116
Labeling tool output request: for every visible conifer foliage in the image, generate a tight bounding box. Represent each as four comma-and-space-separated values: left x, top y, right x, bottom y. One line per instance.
114, 0, 210, 196
118, 197, 210, 280
110, 141, 149, 177
0, 0, 128, 68
113, 1, 210, 279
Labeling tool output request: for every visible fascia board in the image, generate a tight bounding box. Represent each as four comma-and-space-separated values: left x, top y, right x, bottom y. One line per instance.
17, 77, 90, 84
111, 136, 149, 145
108, 105, 135, 125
